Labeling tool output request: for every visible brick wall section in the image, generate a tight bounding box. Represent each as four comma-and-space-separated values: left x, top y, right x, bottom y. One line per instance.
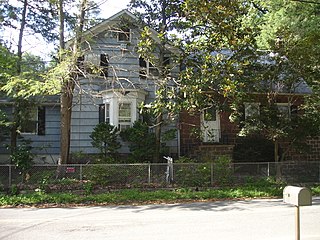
180, 110, 320, 162
179, 110, 202, 156
283, 137, 320, 162
179, 110, 236, 160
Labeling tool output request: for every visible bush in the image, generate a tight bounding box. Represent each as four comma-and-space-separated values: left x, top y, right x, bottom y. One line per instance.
175, 157, 211, 187
90, 122, 121, 162
120, 121, 156, 163
214, 156, 233, 186
233, 135, 274, 162
10, 141, 34, 183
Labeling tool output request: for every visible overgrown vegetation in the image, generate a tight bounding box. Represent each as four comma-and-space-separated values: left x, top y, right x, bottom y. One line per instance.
120, 121, 156, 163
1, 180, 319, 207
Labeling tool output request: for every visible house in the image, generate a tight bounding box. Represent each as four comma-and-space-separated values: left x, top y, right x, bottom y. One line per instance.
178, 51, 320, 162
1, 10, 319, 164
0, 9, 179, 163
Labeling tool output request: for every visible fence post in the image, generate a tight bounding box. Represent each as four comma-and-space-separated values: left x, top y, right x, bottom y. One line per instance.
148, 163, 151, 184
8, 165, 12, 188
268, 162, 270, 177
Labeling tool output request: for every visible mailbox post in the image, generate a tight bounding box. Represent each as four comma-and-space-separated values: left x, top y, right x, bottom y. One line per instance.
283, 186, 312, 240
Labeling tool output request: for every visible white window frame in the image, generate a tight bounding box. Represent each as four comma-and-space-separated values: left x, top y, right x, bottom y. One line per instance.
276, 103, 291, 118
118, 102, 132, 130
101, 89, 147, 130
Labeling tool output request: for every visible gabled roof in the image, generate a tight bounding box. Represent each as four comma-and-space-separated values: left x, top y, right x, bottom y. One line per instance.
66, 9, 179, 54
84, 9, 138, 37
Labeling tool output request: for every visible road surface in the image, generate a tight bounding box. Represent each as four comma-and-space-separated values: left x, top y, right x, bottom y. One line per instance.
1, 197, 320, 240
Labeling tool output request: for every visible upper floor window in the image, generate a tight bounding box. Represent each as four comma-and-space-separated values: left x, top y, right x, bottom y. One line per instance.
100, 53, 109, 77
118, 27, 131, 42
276, 103, 297, 119
139, 57, 159, 79
76, 53, 109, 77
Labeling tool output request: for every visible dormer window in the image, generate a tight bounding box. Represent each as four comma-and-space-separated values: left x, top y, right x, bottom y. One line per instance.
118, 27, 131, 42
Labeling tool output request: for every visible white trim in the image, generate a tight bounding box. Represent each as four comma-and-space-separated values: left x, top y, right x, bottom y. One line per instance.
101, 89, 148, 128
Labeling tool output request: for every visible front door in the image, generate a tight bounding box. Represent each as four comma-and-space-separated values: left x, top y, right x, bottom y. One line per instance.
201, 107, 220, 142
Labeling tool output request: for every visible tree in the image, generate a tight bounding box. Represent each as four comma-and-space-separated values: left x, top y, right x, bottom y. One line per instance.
228, 0, 320, 179
163, 0, 258, 116
53, 0, 103, 164
129, 0, 182, 162
0, 0, 60, 153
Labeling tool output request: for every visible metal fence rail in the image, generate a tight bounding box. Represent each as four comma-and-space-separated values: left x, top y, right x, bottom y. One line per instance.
0, 161, 320, 189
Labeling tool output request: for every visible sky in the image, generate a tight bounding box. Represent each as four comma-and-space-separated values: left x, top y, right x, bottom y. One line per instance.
3, 0, 131, 59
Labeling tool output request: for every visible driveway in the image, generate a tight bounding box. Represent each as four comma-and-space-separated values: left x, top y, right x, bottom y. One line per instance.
1, 197, 320, 240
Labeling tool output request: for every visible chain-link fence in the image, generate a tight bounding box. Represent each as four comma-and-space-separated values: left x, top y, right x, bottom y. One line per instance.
0, 161, 320, 189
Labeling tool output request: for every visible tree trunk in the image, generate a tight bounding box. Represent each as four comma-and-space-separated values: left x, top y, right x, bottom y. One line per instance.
153, 0, 168, 163
58, 0, 87, 165
10, 0, 28, 153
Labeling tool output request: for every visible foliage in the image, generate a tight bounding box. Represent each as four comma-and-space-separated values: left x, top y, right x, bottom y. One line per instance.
228, 0, 320, 162
0, 180, 296, 206
120, 121, 156, 163
83, 165, 130, 185
233, 135, 275, 162
174, 163, 211, 187
214, 156, 233, 186
0, 110, 10, 143
10, 141, 34, 182
90, 122, 121, 162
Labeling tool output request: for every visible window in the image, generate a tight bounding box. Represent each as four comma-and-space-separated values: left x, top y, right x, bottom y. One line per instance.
100, 54, 109, 77
119, 103, 131, 130
21, 107, 45, 135
99, 104, 110, 123
244, 102, 260, 119
139, 57, 159, 79
204, 107, 216, 121
277, 103, 298, 119
118, 27, 131, 42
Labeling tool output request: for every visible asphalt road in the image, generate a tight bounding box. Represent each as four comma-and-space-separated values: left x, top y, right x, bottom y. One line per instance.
1, 197, 320, 240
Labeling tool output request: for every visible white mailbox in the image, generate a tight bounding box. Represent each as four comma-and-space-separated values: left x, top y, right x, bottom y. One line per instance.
283, 186, 312, 206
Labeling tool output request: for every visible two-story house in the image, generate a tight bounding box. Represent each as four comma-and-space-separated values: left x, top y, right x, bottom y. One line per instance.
1, 9, 319, 164
0, 9, 179, 163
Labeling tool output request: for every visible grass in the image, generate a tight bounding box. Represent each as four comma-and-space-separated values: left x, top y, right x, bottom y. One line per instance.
1, 180, 319, 208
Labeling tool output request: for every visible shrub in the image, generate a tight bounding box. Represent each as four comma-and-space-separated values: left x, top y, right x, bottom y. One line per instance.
90, 122, 121, 162
233, 135, 274, 162
175, 157, 211, 187
10, 141, 34, 183
120, 121, 156, 163
214, 156, 233, 186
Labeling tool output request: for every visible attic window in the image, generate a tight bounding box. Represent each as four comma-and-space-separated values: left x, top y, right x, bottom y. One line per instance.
118, 27, 131, 42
